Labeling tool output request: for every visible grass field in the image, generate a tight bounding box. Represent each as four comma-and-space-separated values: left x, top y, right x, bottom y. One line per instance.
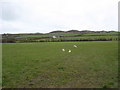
16, 32, 118, 39
38, 36, 118, 42
16, 33, 81, 38
2, 32, 118, 43
2, 41, 118, 88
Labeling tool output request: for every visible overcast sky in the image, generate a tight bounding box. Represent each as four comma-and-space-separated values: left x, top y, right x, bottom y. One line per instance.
0, 0, 119, 34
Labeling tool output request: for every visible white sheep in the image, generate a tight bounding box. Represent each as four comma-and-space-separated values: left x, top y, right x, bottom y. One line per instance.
52, 36, 56, 39
62, 49, 65, 51
68, 49, 71, 53
73, 45, 77, 48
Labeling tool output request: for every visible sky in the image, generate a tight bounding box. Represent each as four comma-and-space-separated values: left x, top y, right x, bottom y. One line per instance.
0, 0, 119, 34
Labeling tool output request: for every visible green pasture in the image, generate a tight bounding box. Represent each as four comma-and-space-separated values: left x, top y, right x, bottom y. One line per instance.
36, 36, 118, 42
15, 32, 118, 39
60, 36, 118, 41
16, 33, 80, 39
2, 41, 118, 88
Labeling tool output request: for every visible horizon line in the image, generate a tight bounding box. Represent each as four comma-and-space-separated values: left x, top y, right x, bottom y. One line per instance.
0, 29, 119, 34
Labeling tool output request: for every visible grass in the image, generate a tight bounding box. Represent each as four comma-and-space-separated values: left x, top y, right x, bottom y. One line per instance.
15, 32, 118, 39
2, 41, 118, 88
38, 36, 118, 42
4, 32, 117, 43
16, 33, 81, 38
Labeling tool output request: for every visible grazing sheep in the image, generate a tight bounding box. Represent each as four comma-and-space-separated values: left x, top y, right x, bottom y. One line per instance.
68, 49, 71, 53
73, 45, 77, 48
53, 36, 56, 39
62, 49, 65, 51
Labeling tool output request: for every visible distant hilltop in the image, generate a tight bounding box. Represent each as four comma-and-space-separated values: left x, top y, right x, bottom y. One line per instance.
49, 30, 117, 34
1, 30, 118, 35
1, 29, 119, 43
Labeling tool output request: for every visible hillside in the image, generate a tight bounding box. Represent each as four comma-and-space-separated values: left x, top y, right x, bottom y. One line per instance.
1, 30, 119, 43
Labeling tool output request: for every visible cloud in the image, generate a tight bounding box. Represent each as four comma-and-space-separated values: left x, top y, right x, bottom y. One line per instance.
0, 0, 119, 33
